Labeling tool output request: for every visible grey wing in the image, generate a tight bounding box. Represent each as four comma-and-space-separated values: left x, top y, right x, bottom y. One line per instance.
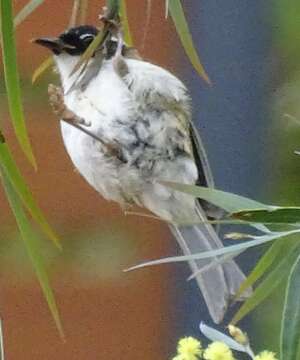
189, 121, 224, 220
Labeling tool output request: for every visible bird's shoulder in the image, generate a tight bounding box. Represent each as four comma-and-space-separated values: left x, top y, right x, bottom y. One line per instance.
125, 58, 190, 104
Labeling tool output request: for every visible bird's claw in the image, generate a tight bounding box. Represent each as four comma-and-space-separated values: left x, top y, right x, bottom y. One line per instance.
48, 84, 65, 116
48, 84, 91, 126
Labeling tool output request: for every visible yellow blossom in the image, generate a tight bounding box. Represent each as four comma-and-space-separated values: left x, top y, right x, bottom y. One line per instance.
203, 341, 235, 360
172, 337, 202, 360
254, 351, 278, 360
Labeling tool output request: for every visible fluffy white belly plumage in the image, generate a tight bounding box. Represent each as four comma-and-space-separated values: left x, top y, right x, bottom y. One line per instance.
59, 58, 198, 221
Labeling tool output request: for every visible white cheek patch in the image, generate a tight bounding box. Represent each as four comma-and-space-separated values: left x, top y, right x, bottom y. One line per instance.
80, 33, 95, 41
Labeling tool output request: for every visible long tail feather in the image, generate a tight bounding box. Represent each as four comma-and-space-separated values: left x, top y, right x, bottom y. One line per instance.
169, 206, 251, 323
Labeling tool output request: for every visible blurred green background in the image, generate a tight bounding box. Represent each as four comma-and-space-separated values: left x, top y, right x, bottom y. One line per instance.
254, 0, 300, 354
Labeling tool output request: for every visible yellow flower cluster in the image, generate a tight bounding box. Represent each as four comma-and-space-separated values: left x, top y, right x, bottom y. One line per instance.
172, 336, 278, 360
254, 351, 278, 360
203, 341, 235, 360
172, 337, 202, 360
172, 338, 235, 360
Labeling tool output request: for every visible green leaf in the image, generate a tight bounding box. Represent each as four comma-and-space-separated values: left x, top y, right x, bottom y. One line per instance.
231, 242, 300, 325
0, 139, 61, 249
70, 28, 105, 77
233, 207, 300, 224
1, 172, 64, 339
14, 0, 45, 27
70, 0, 120, 77
161, 181, 269, 213
188, 250, 245, 281
32, 56, 54, 84
126, 230, 295, 272
120, 0, 133, 46
281, 253, 300, 360
106, 0, 120, 15
236, 239, 286, 298
0, 0, 37, 169
78, 0, 88, 25
168, 0, 210, 84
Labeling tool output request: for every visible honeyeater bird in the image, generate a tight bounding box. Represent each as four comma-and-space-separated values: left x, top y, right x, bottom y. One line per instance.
34, 20, 250, 323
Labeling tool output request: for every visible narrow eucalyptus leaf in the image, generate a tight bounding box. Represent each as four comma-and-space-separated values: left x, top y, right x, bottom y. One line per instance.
14, 0, 45, 27
78, 0, 88, 25
120, 0, 133, 46
161, 181, 270, 213
188, 250, 244, 280
236, 239, 286, 299
233, 207, 300, 224
168, 0, 210, 83
70, 29, 105, 77
0, 141, 61, 249
106, 0, 120, 15
281, 254, 300, 360
231, 242, 300, 324
32, 56, 54, 84
70, 0, 120, 77
125, 230, 296, 272
1, 172, 64, 339
0, 0, 37, 168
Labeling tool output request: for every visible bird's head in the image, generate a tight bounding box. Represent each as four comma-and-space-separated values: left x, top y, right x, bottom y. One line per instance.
34, 25, 99, 56
34, 25, 100, 85
34, 25, 139, 90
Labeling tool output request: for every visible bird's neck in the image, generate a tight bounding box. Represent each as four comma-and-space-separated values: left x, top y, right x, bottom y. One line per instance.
54, 54, 83, 93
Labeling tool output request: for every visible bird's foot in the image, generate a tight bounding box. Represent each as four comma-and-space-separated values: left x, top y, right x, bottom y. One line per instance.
48, 84, 91, 126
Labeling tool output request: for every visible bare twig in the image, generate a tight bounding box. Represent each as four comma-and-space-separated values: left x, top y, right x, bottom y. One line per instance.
69, 0, 80, 28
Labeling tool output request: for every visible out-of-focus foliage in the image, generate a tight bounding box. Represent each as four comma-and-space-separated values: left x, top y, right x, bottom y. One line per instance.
0, 140, 60, 249
14, 0, 45, 27
267, 0, 300, 354
1, 174, 64, 339
280, 254, 300, 360
274, 0, 300, 75
119, 0, 133, 46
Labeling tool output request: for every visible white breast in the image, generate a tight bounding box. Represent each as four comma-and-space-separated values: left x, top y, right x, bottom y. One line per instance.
59, 59, 136, 205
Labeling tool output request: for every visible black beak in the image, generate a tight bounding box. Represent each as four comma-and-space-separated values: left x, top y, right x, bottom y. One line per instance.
33, 37, 63, 54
